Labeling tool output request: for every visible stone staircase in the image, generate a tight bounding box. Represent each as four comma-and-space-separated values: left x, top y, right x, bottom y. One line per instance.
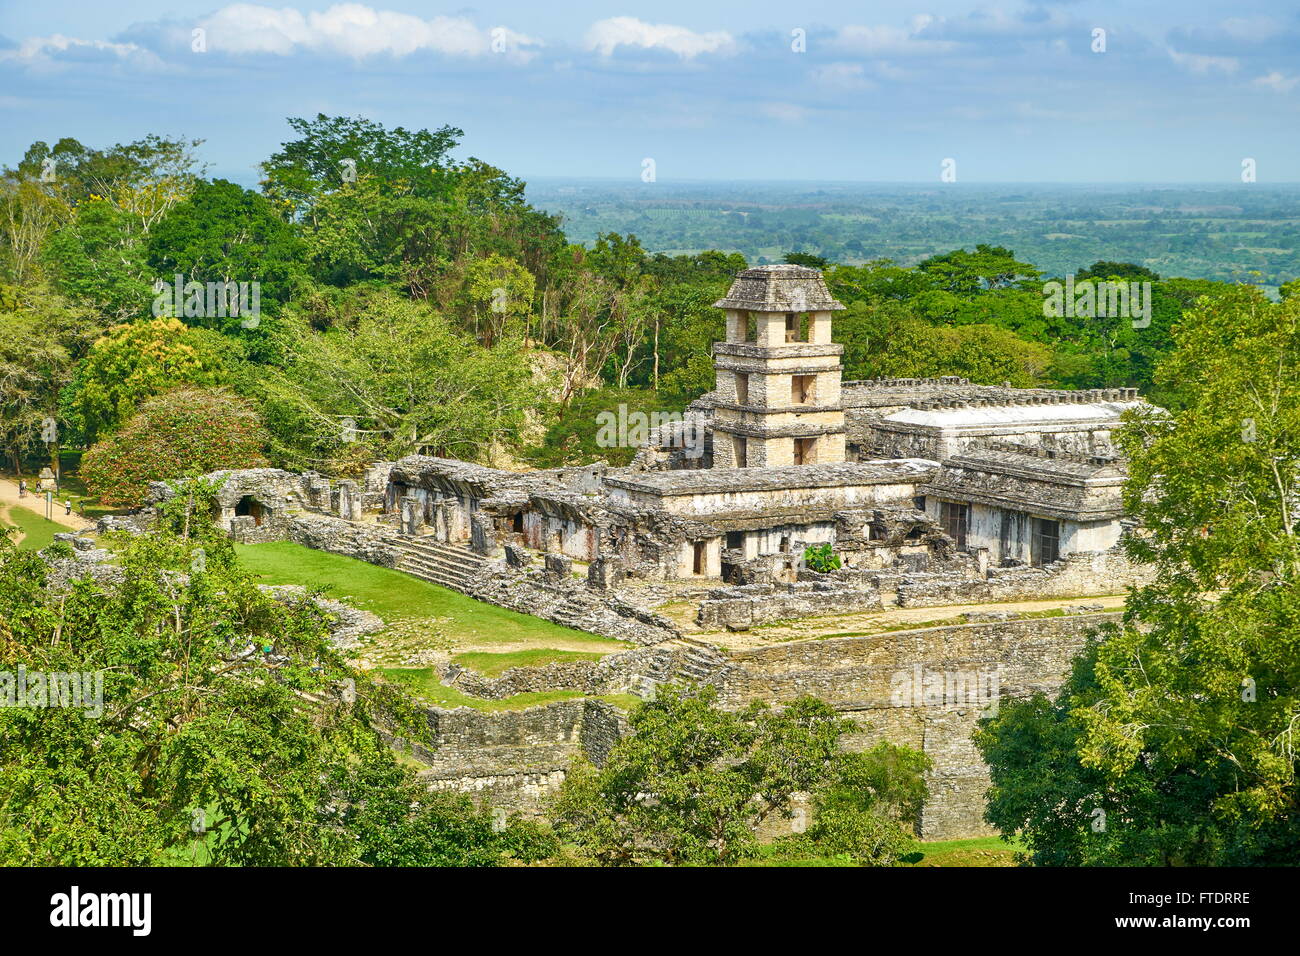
628, 638, 730, 698
674, 637, 731, 683
394, 537, 487, 593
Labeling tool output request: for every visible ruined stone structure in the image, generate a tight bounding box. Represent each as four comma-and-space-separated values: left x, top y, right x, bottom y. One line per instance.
711, 264, 847, 468
121, 265, 1162, 842
377, 265, 1150, 594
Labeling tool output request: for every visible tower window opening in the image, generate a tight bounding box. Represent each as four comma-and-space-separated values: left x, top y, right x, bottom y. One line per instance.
792, 374, 816, 405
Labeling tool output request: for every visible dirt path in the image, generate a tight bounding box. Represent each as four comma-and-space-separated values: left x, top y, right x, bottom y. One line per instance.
0, 478, 93, 532
694, 592, 1128, 650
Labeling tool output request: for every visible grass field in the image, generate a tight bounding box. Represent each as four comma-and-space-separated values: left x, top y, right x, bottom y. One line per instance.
452, 648, 607, 676
235, 541, 623, 653
235, 542, 631, 709
744, 834, 1025, 867
0, 504, 61, 551
899, 835, 1025, 867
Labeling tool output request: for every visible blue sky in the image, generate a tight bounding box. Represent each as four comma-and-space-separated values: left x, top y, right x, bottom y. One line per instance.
2, 1, 1299, 184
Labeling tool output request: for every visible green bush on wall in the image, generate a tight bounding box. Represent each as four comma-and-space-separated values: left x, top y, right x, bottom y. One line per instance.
803, 543, 842, 574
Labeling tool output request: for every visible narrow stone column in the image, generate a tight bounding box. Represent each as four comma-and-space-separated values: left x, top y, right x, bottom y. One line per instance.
337, 480, 359, 521
399, 496, 424, 535
470, 512, 500, 557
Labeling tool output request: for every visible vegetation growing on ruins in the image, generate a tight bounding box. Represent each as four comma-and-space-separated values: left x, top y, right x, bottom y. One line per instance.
550, 685, 930, 866
0, 482, 554, 865
4, 116, 1300, 868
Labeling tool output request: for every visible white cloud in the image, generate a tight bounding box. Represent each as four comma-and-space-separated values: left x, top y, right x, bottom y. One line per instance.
0, 33, 159, 66
197, 4, 539, 59
761, 102, 807, 123
1253, 70, 1299, 93
585, 17, 735, 59
1167, 48, 1239, 74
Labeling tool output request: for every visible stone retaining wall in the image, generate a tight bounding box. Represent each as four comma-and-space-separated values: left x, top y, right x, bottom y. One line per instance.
894, 548, 1150, 607
702, 613, 1118, 838
696, 580, 883, 630
394, 698, 629, 812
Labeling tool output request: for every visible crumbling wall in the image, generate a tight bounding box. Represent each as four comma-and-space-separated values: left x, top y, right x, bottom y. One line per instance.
397, 698, 629, 812
894, 548, 1150, 607
285, 513, 403, 567
697, 579, 883, 629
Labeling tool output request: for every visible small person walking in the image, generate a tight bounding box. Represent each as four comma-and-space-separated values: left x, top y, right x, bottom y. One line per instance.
18, 479, 25, 498
64, 498, 72, 516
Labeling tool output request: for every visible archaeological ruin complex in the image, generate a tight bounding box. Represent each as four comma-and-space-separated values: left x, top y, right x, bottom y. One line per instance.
92, 264, 1156, 840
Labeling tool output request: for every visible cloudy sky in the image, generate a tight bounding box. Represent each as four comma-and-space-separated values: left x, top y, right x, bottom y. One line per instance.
2, 1, 1298, 184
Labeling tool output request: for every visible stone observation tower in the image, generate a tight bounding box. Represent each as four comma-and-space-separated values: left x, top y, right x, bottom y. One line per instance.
711, 264, 847, 468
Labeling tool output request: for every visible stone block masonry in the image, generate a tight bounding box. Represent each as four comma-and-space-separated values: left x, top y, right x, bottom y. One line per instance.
698, 613, 1119, 838
894, 548, 1150, 607
394, 698, 628, 812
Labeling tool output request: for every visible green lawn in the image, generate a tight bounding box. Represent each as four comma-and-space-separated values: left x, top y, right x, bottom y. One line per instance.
899, 835, 1025, 867
235, 541, 625, 653
378, 666, 641, 713
0, 504, 61, 551
452, 648, 607, 676
377, 666, 588, 710
743, 834, 1025, 867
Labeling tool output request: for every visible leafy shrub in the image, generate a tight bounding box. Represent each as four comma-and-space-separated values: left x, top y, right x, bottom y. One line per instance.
81, 387, 268, 507
803, 543, 842, 573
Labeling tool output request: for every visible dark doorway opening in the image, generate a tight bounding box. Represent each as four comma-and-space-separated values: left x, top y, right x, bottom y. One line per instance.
235, 496, 264, 527
940, 501, 969, 550
1031, 518, 1060, 566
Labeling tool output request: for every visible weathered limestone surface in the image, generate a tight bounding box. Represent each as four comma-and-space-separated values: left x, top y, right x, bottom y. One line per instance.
396, 698, 629, 811
285, 513, 402, 567
697, 579, 883, 629
894, 547, 1151, 607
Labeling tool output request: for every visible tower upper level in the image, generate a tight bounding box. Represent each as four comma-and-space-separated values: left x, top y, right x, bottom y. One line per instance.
711, 264, 848, 468
714, 264, 845, 348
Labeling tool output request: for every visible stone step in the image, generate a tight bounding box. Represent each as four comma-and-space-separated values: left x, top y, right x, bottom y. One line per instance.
398, 559, 476, 590
398, 551, 480, 579
395, 552, 478, 587
396, 541, 487, 568
398, 565, 469, 591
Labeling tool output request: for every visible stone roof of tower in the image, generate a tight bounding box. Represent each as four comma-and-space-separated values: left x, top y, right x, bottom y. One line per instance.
713, 264, 845, 312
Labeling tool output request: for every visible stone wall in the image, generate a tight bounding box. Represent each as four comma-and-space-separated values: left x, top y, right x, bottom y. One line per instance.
286, 513, 403, 567
696, 579, 883, 629
395, 698, 629, 812
894, 547, 1150, 607
465, 564, 682, 645
698, 613, 1119, 838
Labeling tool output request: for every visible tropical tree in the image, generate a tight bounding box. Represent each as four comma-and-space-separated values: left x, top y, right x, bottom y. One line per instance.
550, 685, 927, 866
65, 318, 232, 443
257, 290, 542, 469
0, 490, 547, 865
